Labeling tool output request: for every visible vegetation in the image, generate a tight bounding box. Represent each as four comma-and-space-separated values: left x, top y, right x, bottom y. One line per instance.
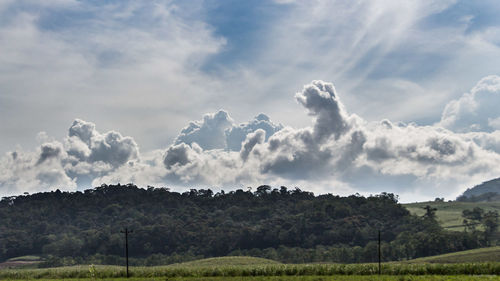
1, 262, 500, 279
0, 184, 496, 266
2, 277, 500, 281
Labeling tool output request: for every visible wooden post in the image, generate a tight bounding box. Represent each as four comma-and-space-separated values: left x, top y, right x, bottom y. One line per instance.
120, 228, 133, 278
378, 229, 381, 275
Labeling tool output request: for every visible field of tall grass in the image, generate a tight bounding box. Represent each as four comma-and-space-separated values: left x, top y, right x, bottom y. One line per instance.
7, 276, 500, 281
1, 262, 499, 279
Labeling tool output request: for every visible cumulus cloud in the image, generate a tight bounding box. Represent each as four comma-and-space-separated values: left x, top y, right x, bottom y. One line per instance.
163, 143, 198, 169
175, 110, 283, 151
440, 75, 500, 132
156, 78, 500, 200
36, 141, 63, 165
295, 80, 353, 141
240, 129, 265, 161
226, 113, 283, 151
174, 111, 233, 150
0, 119, 139, 195
66, 119, 139, 167
3, 77, 500, 201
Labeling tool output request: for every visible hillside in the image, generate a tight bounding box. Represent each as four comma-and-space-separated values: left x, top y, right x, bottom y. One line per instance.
0, 184, 487, 265
458, 177, 500, 202
406, 246, 500, 263
403, 200, 500, 230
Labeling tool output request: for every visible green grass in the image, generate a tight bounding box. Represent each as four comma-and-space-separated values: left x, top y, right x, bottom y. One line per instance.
167, 256, 280, 267
403, 201, 500, 230
2, 262, 500, 279
12, 276, 500, 281
405, 246, 500, 263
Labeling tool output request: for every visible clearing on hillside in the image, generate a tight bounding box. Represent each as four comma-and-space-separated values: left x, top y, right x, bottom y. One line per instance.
403, 200, 500, 230
0, 255, 42, 269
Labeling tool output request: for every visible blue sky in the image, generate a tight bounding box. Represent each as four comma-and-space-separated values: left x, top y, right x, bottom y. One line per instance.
1, 0, 500, 201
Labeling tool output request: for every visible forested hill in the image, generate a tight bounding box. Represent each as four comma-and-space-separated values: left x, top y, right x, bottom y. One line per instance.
0, 184, 483, 265
457, 177, 500, 202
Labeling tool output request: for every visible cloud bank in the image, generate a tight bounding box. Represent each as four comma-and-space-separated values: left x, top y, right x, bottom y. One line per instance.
2, 77, 500, 201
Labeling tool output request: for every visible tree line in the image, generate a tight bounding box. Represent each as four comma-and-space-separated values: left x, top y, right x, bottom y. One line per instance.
0, 184, 495, 266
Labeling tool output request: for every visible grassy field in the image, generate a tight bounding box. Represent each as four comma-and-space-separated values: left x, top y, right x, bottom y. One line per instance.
8, 276, 500, 281
403, 200, 500, 230
1, 261, 500, 279
405, 246, 500, 263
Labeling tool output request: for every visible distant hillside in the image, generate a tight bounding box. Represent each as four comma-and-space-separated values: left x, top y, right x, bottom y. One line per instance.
0, 184, 485, 265
457, 177, 500, 202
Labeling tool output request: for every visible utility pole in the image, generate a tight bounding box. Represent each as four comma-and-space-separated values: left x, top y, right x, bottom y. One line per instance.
378, 229, 381, 275
120, 228, 133, 278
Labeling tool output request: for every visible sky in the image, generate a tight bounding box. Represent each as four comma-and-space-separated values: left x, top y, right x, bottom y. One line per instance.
1, 0, 500, 202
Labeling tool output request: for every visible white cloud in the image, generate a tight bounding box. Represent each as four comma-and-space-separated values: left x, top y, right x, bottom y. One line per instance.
174, 110, 283, 151
295, 80, 354, 141
154, 78, 500, 201
240, 129, 265, 161
226, 114, 283, 151
174, 111, 233, 150
65, 119, 139, 167
4, 78, 500, 201
440, 75, 500, 132
0, 144, 76, 196
0, 118, 141, 195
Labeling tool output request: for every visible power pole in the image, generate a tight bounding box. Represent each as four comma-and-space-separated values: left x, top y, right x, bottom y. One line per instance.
378, 229, 381, 275
120, 228, 133, 278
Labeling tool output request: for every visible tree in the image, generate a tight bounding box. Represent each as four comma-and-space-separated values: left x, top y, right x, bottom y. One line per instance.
482, 211, 499, 245
422, 205, 437, 220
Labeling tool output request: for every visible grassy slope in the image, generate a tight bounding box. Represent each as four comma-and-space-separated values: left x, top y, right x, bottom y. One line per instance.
403, 201, 500, 230
406, 246, 500, 263
167, 256, 281, 267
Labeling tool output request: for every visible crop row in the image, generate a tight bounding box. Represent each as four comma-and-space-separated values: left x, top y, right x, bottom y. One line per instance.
1, 263, 500, 279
